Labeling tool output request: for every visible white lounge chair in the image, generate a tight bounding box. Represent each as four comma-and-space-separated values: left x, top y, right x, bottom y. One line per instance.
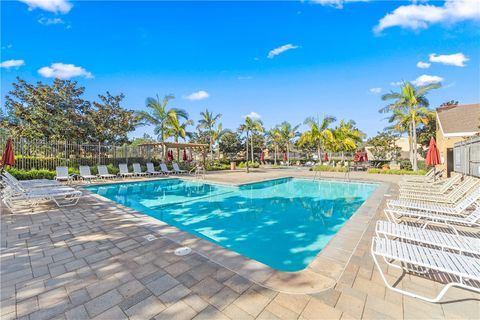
146, 162, 162, 175
371, 236, 480, 303
400, 168, 434, 182
384, 205, 480, 228
79, 166, 96, 182
2, 171, 61, 189
398, 176, 477, 204
375, 220, 480, 254
160, 163, 173, 175
55, 166, 73, 183
133, 163, 148, 177
399, 174, 461, 194
118, 163, 135, 178
387, 185, 480, 215
2, 180, 82, 208
172, 163, 187, 174
97, 165, 116, 179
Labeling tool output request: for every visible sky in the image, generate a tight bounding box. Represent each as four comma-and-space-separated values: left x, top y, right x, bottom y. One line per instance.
1, 0, 479, 140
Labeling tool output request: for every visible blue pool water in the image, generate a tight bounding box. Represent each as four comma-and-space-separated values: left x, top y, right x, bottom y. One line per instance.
85, 178, 377, 272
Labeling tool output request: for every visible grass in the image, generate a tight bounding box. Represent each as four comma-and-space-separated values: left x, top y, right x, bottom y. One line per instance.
311, 165, 348, 173
367, 168, 427, 175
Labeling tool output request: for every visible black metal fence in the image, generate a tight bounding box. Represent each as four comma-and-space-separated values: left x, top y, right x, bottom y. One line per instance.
0, 135, 158, 171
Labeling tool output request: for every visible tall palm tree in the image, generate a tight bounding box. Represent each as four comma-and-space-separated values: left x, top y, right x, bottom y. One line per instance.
380, 82, 441, 171
298, 115, 336, 163
249, 120, 264, 162
238, 117, 263, 173
211, 123, 230, 160
277, 121, 300, 165
266, 127, 282, 165
329, 120, 365, 161
136, 94, 188, 159
197, 109, 222, 160
168, 115, 193, 160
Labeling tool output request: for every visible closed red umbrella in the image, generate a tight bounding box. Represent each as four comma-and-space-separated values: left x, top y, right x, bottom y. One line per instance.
364, 151, 368, 162
425, 138, 441, 180
324, 152, 329, 162
260, 151, 265, 161
283, 153, 287, 161
353, 152, 359, 162
183, 149, 188, 161
359, 151, 364, 162
1, 138, 15, 167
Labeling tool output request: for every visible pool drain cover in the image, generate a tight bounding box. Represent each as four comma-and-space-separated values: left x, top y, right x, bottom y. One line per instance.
144, 234, 157, 242
175, 247, 192, 256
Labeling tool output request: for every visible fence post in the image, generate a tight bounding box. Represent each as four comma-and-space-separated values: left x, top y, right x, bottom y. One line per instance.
125, 144, 128, 164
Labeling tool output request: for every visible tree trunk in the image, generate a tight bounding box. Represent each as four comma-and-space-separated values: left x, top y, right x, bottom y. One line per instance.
286, 144, 289, 166
246, 131, 249, 173
251, 135, 254, 163
412, 118, 418, 171
210, 132, 213, 161
317, 145, 321, 165
274, 145, 277, 165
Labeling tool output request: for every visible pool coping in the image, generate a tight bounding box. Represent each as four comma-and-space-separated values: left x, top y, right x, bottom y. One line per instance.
82, 176, 391, 294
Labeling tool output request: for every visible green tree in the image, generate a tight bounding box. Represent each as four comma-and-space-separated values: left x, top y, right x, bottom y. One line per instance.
265, 127, 282, 165
298, 115, 336, 163
380, 82, 441, 171
3, 77, 91, 140
87, 92, 138, 144
219, 131, 242, 160
326, 120, 365, 161
136, 94, 188, 159
168, 114, 193, 160
197, 109, 222, 160
211, 123, 230, 160
130, 133, 156, 147
367, 132, 401, 161
277, 121, 300, 165
238, 117, 263, 172
415, 111, 436, 158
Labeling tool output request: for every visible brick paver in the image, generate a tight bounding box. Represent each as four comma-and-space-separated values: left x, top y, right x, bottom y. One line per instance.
1, 170, 479, 319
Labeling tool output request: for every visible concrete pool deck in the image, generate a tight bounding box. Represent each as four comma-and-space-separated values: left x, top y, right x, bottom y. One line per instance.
1, 169, 479, 319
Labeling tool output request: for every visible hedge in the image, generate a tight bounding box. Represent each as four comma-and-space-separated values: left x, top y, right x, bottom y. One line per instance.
311, 165, 348, 173
367, 168, 427, 175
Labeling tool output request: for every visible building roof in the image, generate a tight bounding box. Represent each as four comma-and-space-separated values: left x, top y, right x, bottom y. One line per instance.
436, 103, 480, 137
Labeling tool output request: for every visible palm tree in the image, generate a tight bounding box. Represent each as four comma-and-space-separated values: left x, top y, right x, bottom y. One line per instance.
136, 94, 188, 159
277, 121, 300, 165
266, 127, 282, 165
211, 123, 230, 160
238, 117, 263, 173
298, 115, 336, 163
380, 82, 441, 171
249, 120, 264, 162
168, 115, 193, 160
329, 120, 365, 162
197, 109, 222, 160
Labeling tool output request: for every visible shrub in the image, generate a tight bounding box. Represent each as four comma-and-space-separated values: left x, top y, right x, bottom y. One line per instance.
6, 167, 56, 180
311, 165, 348, 173
367, 168, 427, 175
399, 159, 412, 171
237, 161, 260, 169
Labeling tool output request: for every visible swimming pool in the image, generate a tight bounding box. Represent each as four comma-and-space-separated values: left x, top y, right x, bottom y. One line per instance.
85, 178, 377, 272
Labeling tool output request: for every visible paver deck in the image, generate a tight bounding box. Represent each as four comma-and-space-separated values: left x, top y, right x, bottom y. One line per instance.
1, 169, 479, 319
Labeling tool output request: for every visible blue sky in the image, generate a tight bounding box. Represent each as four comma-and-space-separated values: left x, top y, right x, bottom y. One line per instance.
1, 0, 479, 139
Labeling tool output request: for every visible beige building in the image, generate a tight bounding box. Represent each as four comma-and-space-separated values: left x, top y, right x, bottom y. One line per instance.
436, 103, 480, 176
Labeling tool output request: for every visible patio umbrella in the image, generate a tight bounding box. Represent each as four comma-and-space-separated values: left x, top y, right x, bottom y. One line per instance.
183, 149, 188, 161
425, 137, 441, 180
1, 138, 15, 168
324, 152, 329, 162
260, 151, 264, 162
353, 151, 359, 162
283, 153, 287, 161
359, 151, 364, 162
364, 151, 368, 162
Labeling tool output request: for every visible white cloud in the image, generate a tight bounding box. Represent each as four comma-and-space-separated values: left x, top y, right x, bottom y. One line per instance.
38, 17, 64, 25
412, 74, 443, 86
19, 0, 72, 14
1, 44, 13, 50
429, 53, 469, 67
311, 0, 368, 9
38, 63, 93, 79
243, 112, 261, 120
369, 87, 382, 94
0, 59, 25, 69
184, 90, 209, 101
390, 81, 404, 86
416, 61, 431, 69
267, 44, 299, 59
237, 76, 253, 80
374, 0, 480, 33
